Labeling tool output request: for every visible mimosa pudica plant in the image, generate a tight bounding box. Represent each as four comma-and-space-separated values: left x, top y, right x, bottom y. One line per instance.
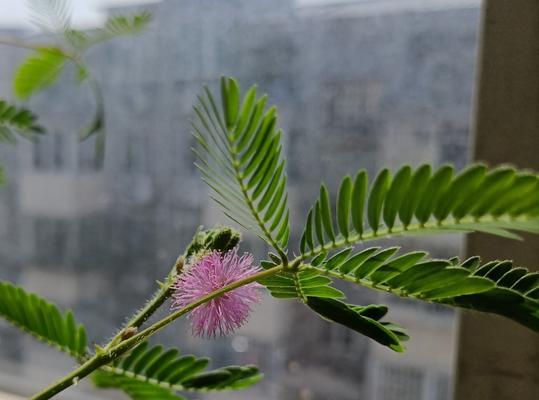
0, 76, 538, 399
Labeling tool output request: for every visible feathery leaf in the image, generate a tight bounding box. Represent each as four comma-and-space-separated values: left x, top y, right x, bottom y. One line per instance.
300, 164, 539, 258
193, 77, 290, 256
0, 99, 44, 144
0, 280, 87, 357
93, 342, 261, 397
305, 249, 539, 332
258, 261, 345, 300
92, 371, 186, 400
13, 48, 67, 99
81, 12, 152, 49
306, 297, 407, 352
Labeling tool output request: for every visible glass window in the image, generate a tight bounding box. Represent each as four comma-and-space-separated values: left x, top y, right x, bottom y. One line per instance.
0, 0, 482, 398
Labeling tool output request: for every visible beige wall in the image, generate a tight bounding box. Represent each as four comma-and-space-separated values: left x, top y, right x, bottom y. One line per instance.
455, 0, 539, 399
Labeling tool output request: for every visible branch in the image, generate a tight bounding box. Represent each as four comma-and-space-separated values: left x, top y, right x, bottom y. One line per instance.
30, 264, 283, 400
0, 37, 77, 60
104, 255, 183, 349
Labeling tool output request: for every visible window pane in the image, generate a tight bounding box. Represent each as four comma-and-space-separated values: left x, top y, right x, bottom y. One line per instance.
0, 0, 481, 398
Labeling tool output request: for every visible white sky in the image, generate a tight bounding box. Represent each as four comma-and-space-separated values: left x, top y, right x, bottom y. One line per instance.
0, 0, 155, 29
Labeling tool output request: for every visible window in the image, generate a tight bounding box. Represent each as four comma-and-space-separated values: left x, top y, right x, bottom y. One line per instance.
33, 133, 66, 171
0, 0, 483, 398
377, 365, 424, 400
375, 364, 451, 400
33, 217, 70, 265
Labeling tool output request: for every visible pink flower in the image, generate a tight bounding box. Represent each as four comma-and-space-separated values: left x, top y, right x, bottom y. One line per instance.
171, 248, 262, 338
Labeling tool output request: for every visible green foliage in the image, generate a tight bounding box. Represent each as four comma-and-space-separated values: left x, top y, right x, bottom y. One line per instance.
306, 249, 539, 332
92, 371, 186, 400
197, 78, 539, 350
1, 86, 44, 186
103, 12, 152, 36
86, 12, 153, 47
258, 262, 345, 300
300, 164, 539, 257
193, 77, 290, 255
5, 74, 539, 399
27, 0, 150, 44
13, 48, 67, 100
92, 341, 261, 399
259, 257, 409, 352
306, 298, 408, 352
60, 13, 153, 52
0, 280, 87, 357
7, 1, 152, 166
78, 82, 106, 164
0, 99, 44, 143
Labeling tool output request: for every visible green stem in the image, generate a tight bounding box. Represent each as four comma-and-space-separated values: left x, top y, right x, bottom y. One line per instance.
224, 134, 288, 263
105, 255, 183, 349
301, 264, 408, 298
30, 264, 283, 400
109, 264, 283, 354
300, 215, 516, 261
126, 284, 173, 329
79, 69, 105, 140
233, 161, 288, 263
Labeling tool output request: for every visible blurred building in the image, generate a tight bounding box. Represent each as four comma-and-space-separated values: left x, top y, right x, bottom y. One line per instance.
0, 0, 480, 399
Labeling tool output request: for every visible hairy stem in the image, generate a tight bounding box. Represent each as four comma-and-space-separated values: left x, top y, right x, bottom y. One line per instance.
30, 264, 283, 400
110, 264, 282, 354
105, 255, 183, 349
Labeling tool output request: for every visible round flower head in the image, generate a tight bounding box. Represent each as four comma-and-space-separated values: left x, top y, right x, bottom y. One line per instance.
171, 248, 262, 338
